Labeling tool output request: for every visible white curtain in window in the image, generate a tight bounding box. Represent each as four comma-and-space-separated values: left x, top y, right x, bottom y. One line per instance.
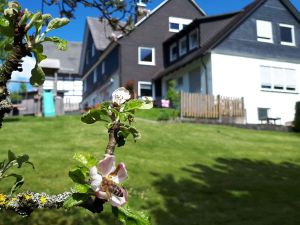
285, 68, 297, 90
256, 20, 273, 41
260, 66, 272, 87
272, 67, 285, 88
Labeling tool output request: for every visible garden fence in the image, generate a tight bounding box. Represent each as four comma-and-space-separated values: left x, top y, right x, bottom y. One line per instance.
180, 92, 245, 120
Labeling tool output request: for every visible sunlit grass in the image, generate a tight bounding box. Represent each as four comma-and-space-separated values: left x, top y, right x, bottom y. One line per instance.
0, 115, 300, 225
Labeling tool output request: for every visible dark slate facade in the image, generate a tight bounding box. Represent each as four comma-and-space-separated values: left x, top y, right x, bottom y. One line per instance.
214, 0, 300, 63
82, 29, 102, 76
118, 0, 204, 90
83, 46, 119, 99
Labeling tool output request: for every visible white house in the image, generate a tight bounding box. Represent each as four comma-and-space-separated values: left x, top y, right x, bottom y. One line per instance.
154, 0, 300, 124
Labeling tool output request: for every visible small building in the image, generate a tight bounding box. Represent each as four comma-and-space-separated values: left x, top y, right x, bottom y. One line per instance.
41, 41, 83, 113
80, 0, 205, 107
154, 0, 300, 124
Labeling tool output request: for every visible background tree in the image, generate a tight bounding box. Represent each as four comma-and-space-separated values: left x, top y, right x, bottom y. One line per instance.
43, 0, 150, 34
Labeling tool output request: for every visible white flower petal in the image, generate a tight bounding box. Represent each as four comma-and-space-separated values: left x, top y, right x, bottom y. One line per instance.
111, 163, 128, 184
96, 191, 109, 200
98, 155, 116, 177
90, 176, 102, 192
112, 87, 131, 105
90, 166, 99, 179
109, 188, 128, 207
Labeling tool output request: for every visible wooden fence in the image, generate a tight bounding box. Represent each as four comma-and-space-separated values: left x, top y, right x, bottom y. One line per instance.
180, 92, 245, 119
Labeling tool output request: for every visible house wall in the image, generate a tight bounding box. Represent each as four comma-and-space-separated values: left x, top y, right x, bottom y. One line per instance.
161, 55, 212, 97
211, 53, 300, 124
82, 29, 102, 75
82, 46, 120, 101
214, 0, 300, 63
119, 0, 203, 94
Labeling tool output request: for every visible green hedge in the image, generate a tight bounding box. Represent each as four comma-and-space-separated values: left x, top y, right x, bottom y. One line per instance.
294, 102, 300, 132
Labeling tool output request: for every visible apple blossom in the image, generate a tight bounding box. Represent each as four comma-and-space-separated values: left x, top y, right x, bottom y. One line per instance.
90, 154, 128, 207
112, 87, 131, 105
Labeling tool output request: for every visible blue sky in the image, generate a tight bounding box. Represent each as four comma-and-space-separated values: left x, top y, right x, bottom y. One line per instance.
16, 0, 300, 42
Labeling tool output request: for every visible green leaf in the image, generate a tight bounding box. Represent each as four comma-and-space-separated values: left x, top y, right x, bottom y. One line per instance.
112, 205, 151, 225
30, 64, 45, 86
46, 18, 69, 32
81, 108, 110, 124
25, 12, 42, 31
18, 9, 29, 26
73, 153, 97, 168
124, 99, 153, 112
43, 36, 68, 51
0, 17, 9, 27
63, 193, 89, 209
32, 44, 47, 63
7, 150, 16, 163
74, 183, 92, 194
120, 125, 141, 141
42, 14, 52, 20
69, 167, 87, 184
16, 154, 34, 169
7, 173, 24, 195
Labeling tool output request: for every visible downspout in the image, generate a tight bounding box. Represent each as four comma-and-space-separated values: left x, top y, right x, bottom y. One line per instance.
200, 56, 208, 95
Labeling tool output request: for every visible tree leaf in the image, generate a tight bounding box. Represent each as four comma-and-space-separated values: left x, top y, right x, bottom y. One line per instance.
112, 205, 151, 225
43, 36, 68, 51
81, 109, 110, 124
32, 44, 47, 64
0, 17, 9, 27
30, 64, 45, 86
25, 12, 42, 31
46, 18, 69, 32
7, 150, 16, 163
74, 183, 92, 194
120, 125, 141, 141
7, 173, 24, 195
16, 154, 34, 169
73, 153, 97, 168
63, 193, 89, 209
69, 167, 87, 184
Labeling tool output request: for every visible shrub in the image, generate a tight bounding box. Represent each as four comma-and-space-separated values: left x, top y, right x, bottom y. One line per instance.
294, 101, 300, 132
157, 110, 170, 121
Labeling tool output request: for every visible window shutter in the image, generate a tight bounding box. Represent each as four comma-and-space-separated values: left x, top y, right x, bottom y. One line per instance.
256, 20, 273, 42
260, 66, 272, 88
285, 69, 297, 90
273, 67, 285, 89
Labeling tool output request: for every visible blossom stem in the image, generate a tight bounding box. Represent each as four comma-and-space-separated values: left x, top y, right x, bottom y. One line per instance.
105, 121, 120, 155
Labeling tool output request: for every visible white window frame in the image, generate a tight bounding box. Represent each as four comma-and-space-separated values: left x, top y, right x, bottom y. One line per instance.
138, 47, 155, 66
138, 81, 152, 97
179, 36, 187, 56
93, 69, 97, 83
260, 65, 297, 93
256, 20, 273, 43
189, 29, 198, 50
92, 43, 96, 57
169, 17, 192, 32
169, 42, 178, 62
83, 79, 87, 93
102, 61, 106, 74
279, 23, 296, 46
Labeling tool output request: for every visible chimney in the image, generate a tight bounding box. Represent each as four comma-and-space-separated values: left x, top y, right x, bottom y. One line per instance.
135, 0, 149, 23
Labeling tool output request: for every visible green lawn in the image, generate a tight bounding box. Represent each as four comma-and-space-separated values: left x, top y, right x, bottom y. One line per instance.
0, 115, 300, 225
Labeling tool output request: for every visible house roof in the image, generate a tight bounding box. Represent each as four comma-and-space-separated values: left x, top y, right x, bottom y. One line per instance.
135, 0, 206, 27
42, 41, 82, 74
154, 0, 300, 80
87, 17, 123, 51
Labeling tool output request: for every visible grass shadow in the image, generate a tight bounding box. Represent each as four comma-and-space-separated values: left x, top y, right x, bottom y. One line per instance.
150, 158, 300, 225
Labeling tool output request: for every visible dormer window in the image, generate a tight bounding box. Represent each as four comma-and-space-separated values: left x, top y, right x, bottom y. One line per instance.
92, 43, 96, 57
169, 43, 178, 62
256, 20, 273, 43
169, 17, 192, 32
279, 24, 295, 46
189, 30, 198, 50
179, 36, 187, 56
93, 69, 97, 83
